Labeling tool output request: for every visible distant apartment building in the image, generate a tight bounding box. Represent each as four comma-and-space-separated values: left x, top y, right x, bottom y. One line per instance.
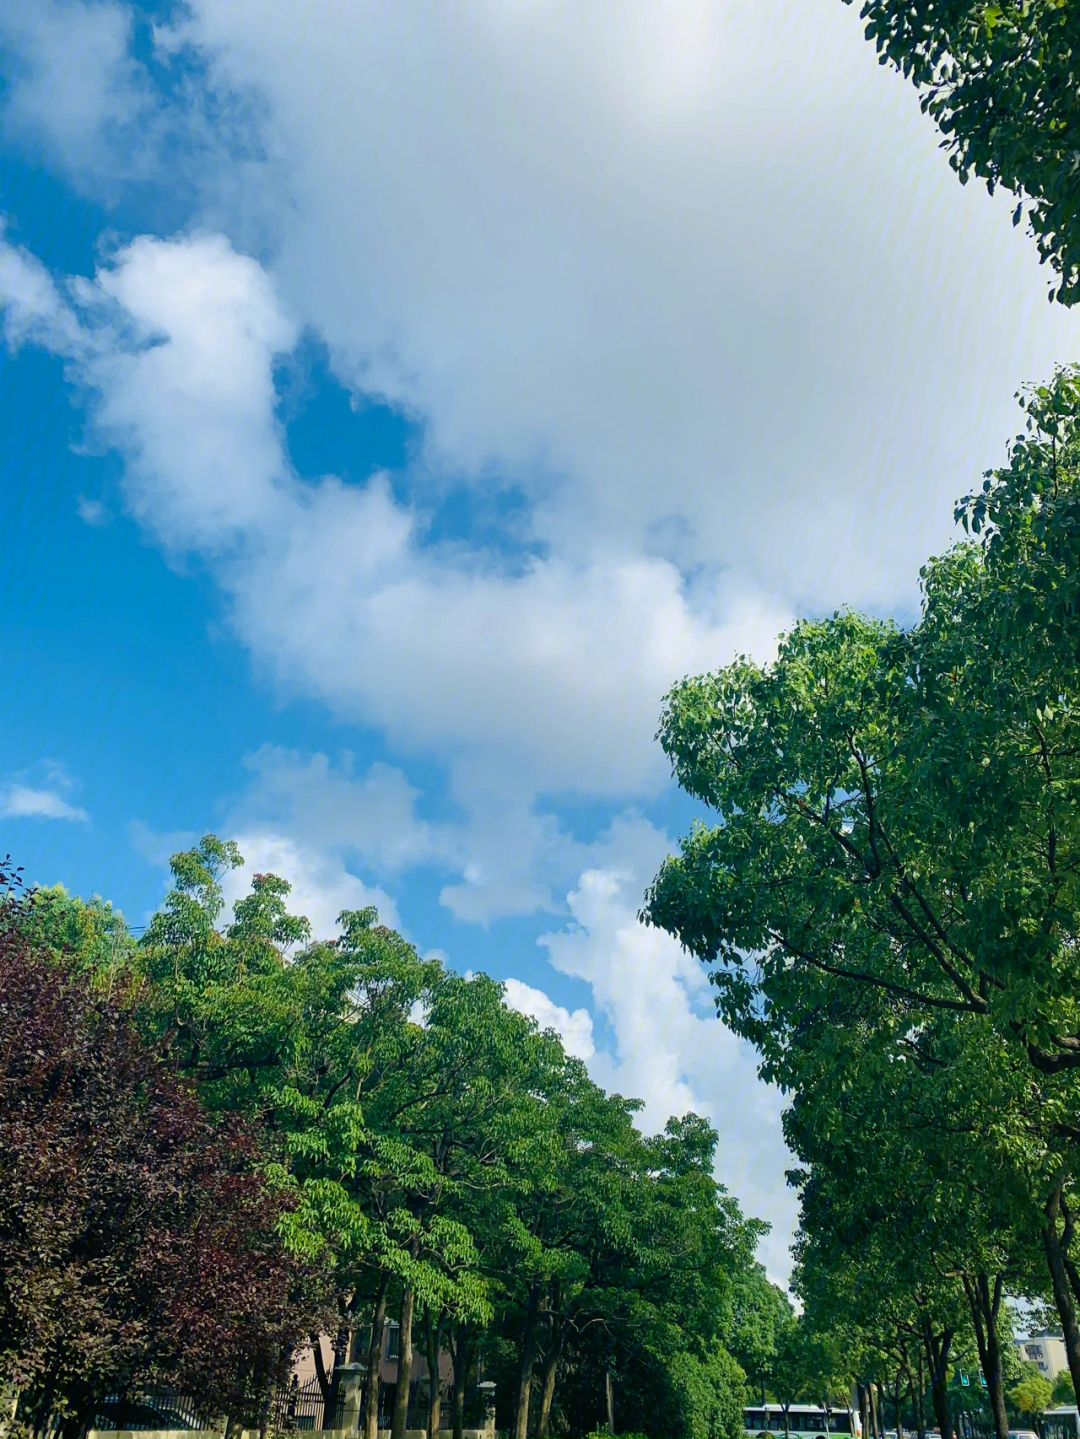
1015, 1331, 1068, 1381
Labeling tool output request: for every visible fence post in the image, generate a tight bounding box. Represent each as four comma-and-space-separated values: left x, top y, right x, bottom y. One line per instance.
337, 1365, 365, 1433
479, 1383, 496, 1439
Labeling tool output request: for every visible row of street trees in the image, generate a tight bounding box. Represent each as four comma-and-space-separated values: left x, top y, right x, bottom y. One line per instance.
637, 6, 1080, 1437
0, 844, 786, 1439
644, 367, 1080, 1439
12, 7, 1080, 1438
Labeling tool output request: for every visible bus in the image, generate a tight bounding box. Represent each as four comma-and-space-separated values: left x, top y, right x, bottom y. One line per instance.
1043, 1407, 1080, 1439
745, 1405, 862, 1439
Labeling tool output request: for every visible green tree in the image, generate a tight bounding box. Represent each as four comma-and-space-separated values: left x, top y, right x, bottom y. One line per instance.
844, 1, 1080, 302
761, 1315, 850, 1439
1010, 1366, 1053, 1422
486, 1088, 757, 1439
643, 370, 1080, 1403
132, 836, 768, 1439
1051, 1370, 1074, 1406
12, 882, 135, 987
729, 1265, 793, 1406
136, 837, 484, 1434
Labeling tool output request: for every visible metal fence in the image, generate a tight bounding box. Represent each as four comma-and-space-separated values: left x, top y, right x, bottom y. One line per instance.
271, 1377, 345, 1433
93, 1390, 212, 1431
92, 1375, 464, 1435
92, 1379, 349, 1435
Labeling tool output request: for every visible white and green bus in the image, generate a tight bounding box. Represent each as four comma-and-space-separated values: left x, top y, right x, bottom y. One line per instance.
744, 1405, 862, 1439
1042, 1406, 1080, 1439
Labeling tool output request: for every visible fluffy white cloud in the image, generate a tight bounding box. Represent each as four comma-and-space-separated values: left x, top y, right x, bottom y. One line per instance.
6, 2, 1078, 610
502, 976, 595, 1061
86, 232, 297, 549
0, 761, 90, 824
225, 743, 707, 934
234, 746, 451, 875
539, 863, 797, 1282
175, 0, 1080, 612
219, 831, 401, 938
0, 228, 789, 917
0, 1, 150, 181
0, 783, 88, 823
0, 226, 85, 352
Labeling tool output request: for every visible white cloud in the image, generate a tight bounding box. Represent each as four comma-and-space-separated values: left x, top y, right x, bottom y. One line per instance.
225, 744, 698, 932
0, 0, 181, 198
128, 818, 198, 869
502, 976, 595, 1061
539, 863, 798, 1283
0, 0, 258, 202
85, 232, 297, 550
0, 226, 86, 352
234, 746, 455, 876
6, 0, 1076, 608
0, 228, 789, 917
220, 831, 401, 939
1, 783, 88, 823
76, 493, 110, 526
179, 0, 1079, 612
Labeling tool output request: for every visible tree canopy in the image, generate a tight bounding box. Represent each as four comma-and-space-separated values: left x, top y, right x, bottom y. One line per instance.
845, 1, 1080, 302
4, 837, 768, 1439
645, 368, 1080, 1438
0, 864, 322, 1439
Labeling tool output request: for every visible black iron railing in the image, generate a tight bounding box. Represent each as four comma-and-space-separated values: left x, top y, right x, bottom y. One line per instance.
271, 1377, 345, 1433
93, 1390, 211, 1432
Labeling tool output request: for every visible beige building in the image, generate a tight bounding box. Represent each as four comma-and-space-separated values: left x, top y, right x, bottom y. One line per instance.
1015, 1331, 1069, 1381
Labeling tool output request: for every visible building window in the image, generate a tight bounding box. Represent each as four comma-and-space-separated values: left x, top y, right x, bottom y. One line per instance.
386, 1324, 400, 1360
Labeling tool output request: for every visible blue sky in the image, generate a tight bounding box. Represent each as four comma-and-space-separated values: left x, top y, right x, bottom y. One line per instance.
2, 0, 1079, 1280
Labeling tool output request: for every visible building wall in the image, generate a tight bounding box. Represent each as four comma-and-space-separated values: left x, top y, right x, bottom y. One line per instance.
294, 1325, 453, 1391
1015, 1333, 1069, 1381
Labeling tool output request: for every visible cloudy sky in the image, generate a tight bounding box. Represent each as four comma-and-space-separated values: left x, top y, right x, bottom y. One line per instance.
2, 0, 1078, 1281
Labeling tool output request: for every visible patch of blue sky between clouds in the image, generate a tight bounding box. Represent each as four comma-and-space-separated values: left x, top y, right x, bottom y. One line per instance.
276, 335, 548, 575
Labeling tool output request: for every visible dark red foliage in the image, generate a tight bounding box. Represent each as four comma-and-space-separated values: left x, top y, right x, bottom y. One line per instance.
0, 877, 324, 1439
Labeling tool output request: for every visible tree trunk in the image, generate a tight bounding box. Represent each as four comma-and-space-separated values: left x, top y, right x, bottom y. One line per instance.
259, 1380, 274, 1439
450, 1321, 473, 1439
920, 1316, 955, 1439
892, 1366, 906, 1439
537, 1320, 566, 1439
963, 1271, 1008, 1439
391, 1282, 416, 1439
914, 1352, 926, 1439
321, 1316, 352, 1430
858, 1384, 870, 1439
364, 1277, 390, 1439
30, 1364, 60, 1439
313, 1333, 333, 1406
1044, 1184, 1080, 1408
514, 1288, 543, 1439
605, 1369, 615, 1435
782, 1402, 791, 1439
1056, 1191, 1080, 1376
425, 1311, 446, 1439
